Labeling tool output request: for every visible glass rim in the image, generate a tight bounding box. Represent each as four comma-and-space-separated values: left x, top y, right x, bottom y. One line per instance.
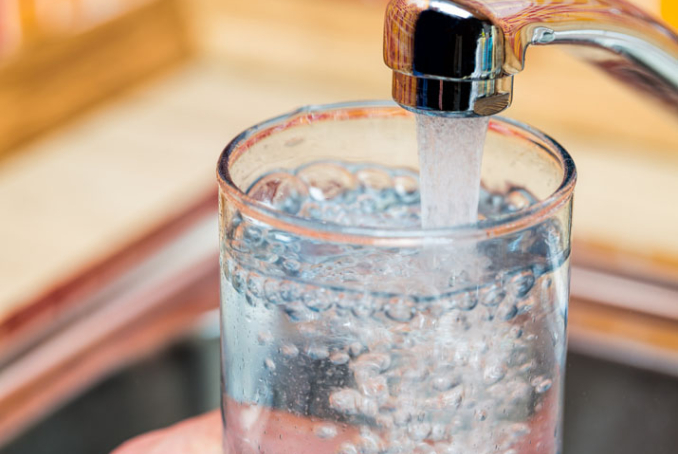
217, 101, 577, 245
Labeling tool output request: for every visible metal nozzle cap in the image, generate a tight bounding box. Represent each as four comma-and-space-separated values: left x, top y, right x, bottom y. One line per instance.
392, 72, 513, 117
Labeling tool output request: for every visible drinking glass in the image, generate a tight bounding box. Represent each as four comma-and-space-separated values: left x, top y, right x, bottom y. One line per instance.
218, 101, 576, 454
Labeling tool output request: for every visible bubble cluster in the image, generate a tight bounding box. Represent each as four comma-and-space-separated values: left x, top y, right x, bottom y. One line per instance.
221, 161, 569, 454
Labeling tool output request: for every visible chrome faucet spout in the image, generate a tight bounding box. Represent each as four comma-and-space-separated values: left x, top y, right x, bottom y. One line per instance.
384, 0, 678, 117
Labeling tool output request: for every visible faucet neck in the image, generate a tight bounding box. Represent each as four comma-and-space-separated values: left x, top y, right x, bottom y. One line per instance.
384, 0, 678, 116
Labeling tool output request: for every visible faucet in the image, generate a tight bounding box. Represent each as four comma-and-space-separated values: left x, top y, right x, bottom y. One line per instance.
384, 0, 678, 117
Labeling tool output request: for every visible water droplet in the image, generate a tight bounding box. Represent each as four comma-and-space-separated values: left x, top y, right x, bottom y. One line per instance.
264, 358, 276, 371
386, 297, 416, 322
314, 423, 337, 439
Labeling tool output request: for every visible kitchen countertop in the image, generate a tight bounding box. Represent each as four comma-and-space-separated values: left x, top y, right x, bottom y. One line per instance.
1, 0, 677, 324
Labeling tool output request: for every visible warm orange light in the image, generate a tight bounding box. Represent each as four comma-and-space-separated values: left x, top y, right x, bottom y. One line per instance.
662, 0, 678, 29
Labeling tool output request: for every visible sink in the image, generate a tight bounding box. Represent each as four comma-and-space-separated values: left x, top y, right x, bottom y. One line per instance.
2, 313, 678, 454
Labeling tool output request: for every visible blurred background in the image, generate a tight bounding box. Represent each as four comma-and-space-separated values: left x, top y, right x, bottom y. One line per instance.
0, 0, 677, 453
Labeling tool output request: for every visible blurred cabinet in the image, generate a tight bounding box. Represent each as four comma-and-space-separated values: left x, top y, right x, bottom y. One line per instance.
0, 0, 191, 159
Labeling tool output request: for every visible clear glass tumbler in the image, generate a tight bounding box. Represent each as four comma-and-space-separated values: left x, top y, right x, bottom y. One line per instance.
218, 102, 576, 454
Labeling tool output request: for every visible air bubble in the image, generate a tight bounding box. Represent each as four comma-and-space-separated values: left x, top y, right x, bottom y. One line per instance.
355, 167, 393, 191
278, 280, 300, 302
506, 187, 537, 211
533, 377, 553, 393
358, 397, 379, 417
264, 358, 276, 371
480, 284, 506, 307
297, 162, 358, 201
454, 292, 478, 311
257, 331, 273, 345
431, 375, 460, 392
337, 443, 358, 454
232, 268, 247, 294
393, 175, 420, 203
248, 172, 309, 214
439, 387, 464, 409
329, 389, 361, 415
307, 344, 330, 360
280, 343, 299, 358
314, 423, 338, 439
247, 274, 264, 298
510, 270, 536, 298
408, 422, 432, 441
349, 342, 367, 358
414, 443, 437, 454
386, 297, 416, 322
358, 353, 391, 372
303, 287, 334, 312
330, 351, 350, 365
429, 423, 447, 441
282, 259, 301, 275
359, 376, 388, 400
243, 226, 264, 247
283, 301, 312, 322
356, 429, 383, 454
508, 423, 531, 439
483, 363, 507, 385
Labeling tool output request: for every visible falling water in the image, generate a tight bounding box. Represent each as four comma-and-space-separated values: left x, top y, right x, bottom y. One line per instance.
416, 115, 490, 228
